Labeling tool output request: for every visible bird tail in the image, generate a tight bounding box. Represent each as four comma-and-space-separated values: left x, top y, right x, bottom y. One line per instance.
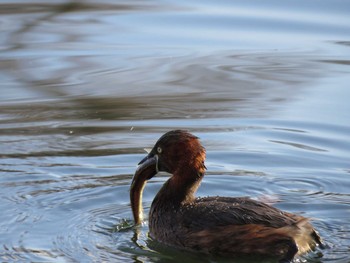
287, 218, 324, 254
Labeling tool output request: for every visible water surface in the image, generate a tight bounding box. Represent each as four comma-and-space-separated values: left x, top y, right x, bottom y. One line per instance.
1, 0, 350, 262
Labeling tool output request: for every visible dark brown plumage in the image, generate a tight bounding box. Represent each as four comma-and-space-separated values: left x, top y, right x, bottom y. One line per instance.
130, 130, 323, 262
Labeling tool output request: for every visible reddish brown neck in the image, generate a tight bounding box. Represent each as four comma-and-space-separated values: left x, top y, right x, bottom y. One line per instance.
154, 167, 205, 207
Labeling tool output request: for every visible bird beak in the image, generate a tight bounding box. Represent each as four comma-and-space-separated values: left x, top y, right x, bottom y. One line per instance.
144, 148, 152, 154
130, 153, 158, 225
138, 152, 159, 173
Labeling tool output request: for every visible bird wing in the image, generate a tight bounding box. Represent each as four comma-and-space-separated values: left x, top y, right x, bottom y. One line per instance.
179, 196, 299, 231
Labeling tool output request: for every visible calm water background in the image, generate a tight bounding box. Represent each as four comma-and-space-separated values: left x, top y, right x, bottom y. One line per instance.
1, 0, 350, 262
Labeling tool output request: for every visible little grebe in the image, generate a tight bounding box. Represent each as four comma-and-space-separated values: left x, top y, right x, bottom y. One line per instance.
130, 130, 323, 262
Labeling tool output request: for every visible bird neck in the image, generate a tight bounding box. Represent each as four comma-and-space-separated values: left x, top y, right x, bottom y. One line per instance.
155, 167, 204, 207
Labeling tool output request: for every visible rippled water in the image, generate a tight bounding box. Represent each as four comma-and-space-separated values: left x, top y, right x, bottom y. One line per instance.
1, 0, 350, 262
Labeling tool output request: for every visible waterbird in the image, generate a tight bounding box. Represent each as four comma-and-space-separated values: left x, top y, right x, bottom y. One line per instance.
130, 130, 323, 262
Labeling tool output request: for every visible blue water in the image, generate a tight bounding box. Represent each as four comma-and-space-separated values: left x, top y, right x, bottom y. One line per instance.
0, 0, 350, 262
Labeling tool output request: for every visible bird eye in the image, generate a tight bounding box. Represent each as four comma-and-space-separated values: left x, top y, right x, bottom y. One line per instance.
157, 146, 162, 154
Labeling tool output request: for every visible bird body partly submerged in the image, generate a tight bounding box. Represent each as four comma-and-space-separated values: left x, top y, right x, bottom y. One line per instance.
130, 130, 323, 262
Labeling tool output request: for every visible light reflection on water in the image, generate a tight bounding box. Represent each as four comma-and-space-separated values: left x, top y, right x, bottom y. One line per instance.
1, 0, 350, 262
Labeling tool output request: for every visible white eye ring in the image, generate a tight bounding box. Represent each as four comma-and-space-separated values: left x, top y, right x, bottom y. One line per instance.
157, 146, 162, 153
